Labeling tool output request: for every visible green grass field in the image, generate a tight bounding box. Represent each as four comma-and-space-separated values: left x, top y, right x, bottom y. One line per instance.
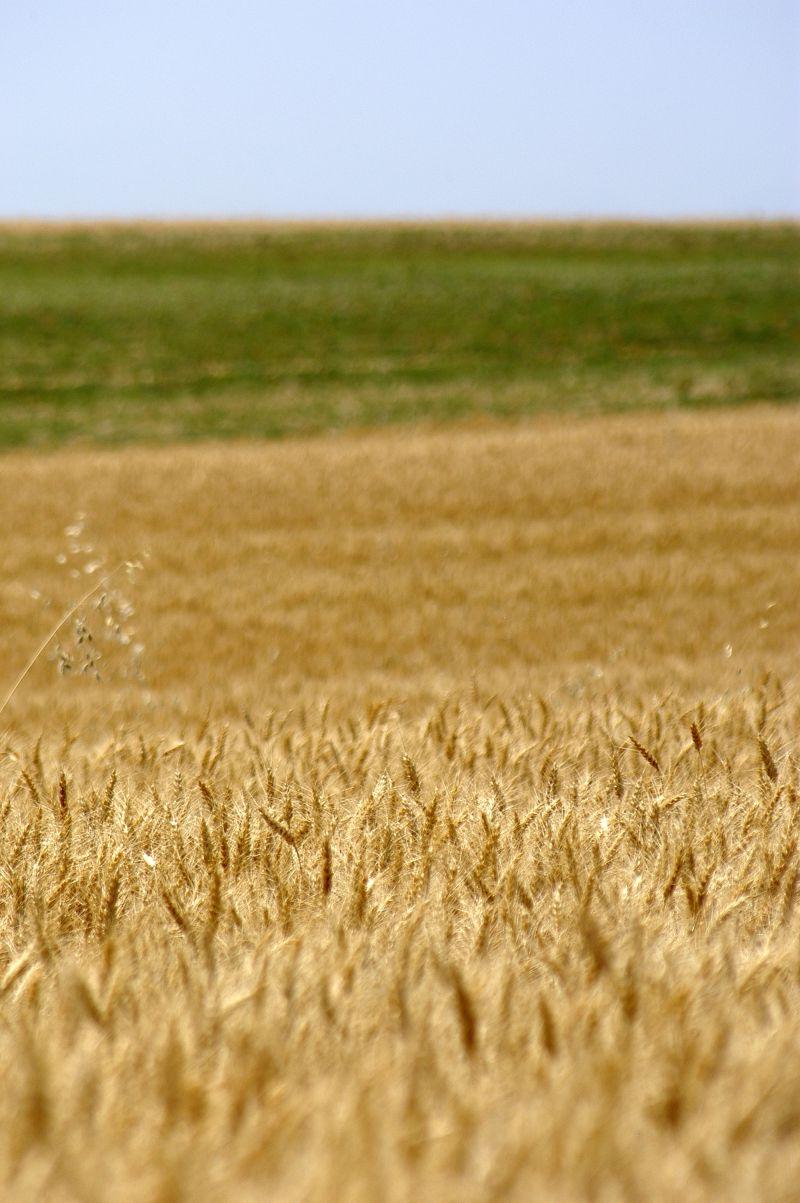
1, 221, 797, 448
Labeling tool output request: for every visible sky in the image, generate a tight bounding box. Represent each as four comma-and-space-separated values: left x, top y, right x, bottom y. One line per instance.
2, 0, 798, 219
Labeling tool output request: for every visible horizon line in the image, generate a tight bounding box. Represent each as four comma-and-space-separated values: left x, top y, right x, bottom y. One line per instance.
1, 212, 799, 229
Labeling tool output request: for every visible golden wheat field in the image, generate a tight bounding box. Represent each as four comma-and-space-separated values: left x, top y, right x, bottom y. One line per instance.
2, 405, 800, 1202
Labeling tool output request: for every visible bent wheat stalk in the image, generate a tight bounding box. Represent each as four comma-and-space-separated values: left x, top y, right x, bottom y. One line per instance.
0, 561, 131, 723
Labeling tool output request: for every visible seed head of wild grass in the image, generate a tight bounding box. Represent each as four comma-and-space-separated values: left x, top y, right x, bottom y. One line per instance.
0, 515, 145, 723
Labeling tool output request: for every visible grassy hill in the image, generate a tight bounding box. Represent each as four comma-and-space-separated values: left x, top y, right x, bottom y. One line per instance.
0, 221, 797, 448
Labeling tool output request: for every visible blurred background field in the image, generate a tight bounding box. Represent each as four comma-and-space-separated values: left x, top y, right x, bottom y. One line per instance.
3, 404, 799, 733
1, 221, 798, 449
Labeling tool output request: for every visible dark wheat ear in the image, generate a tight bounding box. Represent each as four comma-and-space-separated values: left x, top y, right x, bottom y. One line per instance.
758, 737, 779, 783
629, 737, 661, 773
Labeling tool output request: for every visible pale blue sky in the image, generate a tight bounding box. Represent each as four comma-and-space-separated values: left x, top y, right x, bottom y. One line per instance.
2, 0, 798, 218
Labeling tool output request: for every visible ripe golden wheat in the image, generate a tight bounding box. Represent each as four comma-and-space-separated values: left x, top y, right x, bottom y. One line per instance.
1, 406, 799, 1201
0, 689, 799, 1202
